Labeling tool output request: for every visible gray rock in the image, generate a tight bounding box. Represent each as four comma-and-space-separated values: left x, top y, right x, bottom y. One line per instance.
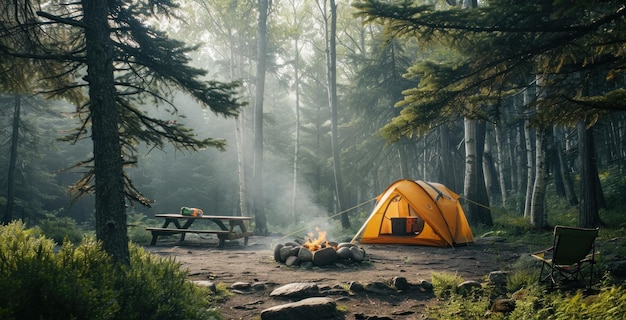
363, 281, 396, 294
457, 280, 482, 296
273, 244, 284, 262
312, 247, 339, 266
490, 298, 516, 313
269, 282, 320, 298
260, 297, 339, 320
349, 246, 365, 262
285, 255, 301, 267
284, 241, 300, 247
289, 246, 301, 256
231, 281, 251, 290
348, 281, 364, 292
336, 247, 352, 259
337, 242, 354, 249
193, 280, 216, 293
251, 282, 267, 290
298, 247, 313, 262
488, 271, 509, 287
300, 261, 314, 269
417, 279, 433, 290
279, 246, 294, 262
391, 276, 410, 291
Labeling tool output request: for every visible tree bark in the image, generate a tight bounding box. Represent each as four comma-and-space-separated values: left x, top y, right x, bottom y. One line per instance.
494, 122, 508, 206
324, 0, 349, 228
253, 0, 269, 235
578, 121, 603, 228
463, 118, 492, 226
530, 127, 547, 228
82, 0, 129, 265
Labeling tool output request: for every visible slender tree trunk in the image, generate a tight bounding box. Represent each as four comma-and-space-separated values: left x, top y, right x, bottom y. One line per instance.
82, 0, 129, 265
523, 95, 534, 218
291, 37, 302, 225
253, 0, 269, 235
439, 125, 455, 188
463, 118, 492, 226
578, 121, 603, 228
554, 127, 578, 205
2, 94, 21, 225
530, 128, 547, 228
494, 122, 508, 206
324, 0, 349, 228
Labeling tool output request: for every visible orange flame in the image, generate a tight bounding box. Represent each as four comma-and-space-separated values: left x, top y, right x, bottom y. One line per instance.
302, 227, 337, 251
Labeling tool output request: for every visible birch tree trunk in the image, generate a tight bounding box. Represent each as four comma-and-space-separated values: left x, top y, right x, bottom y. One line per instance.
494, 122, 508, 206
523, 87, 535, 218
530, 127, 547, 227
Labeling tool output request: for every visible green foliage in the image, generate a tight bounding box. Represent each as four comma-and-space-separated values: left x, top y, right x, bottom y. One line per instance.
37, 214, 85, 245
599, 167, 626, 210
126, 211, 157, 244
0, 221, 222, 320
431, 271, 465, 298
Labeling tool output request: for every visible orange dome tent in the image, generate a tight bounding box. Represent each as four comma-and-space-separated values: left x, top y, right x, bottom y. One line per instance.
351, 180, 474, 247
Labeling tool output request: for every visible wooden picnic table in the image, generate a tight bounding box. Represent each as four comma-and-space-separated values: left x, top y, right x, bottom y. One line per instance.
147, 213, 253, 247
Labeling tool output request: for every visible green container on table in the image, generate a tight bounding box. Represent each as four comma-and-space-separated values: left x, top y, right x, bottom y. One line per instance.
180, 207, 203, 217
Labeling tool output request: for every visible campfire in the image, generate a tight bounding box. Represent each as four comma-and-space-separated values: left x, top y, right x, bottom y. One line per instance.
302, 228, 338, 252
274, 228, 366, 268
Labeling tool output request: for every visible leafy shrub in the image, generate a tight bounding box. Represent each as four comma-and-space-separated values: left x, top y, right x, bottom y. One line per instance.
38, 215, 85, 245
0, 221, 221, 320
431, 272, 464, 298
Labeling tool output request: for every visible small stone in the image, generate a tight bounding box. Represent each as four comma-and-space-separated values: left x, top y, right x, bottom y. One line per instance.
269, 282, 320, 298
289, 246, 301, 256
336, 247, 352, 259
490, 298, 516, 313
260, 297, 338, 320
337, 242, 354, 249
298, 247, 313, 262
457, 280, 482, 296
251, 282, 267, 290
349, 281, 364, 292
363, 281, 396, 294
231, 281, 251, 290
285, 255, 301, 267
349, 246, 365, 262
274, 244, 284, 262
312, 247, 339, 266
193, 280, 216, 293
300, 261, 314, 269
279, 246, 293, 262
391, 276, 410, 291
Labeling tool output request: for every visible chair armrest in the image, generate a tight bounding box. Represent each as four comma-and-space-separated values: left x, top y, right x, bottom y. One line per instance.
531, 246, 554, 260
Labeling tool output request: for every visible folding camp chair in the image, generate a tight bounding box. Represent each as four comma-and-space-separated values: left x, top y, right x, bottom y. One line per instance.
531, 225, 599, 289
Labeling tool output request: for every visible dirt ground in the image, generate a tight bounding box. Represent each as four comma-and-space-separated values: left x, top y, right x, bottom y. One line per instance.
145, 234, 525, 320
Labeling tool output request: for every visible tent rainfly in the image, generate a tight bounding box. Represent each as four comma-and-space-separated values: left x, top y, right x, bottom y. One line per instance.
351, 180, 474, 247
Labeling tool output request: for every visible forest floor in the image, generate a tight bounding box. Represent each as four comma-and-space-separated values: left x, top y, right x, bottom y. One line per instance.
145, 234, 527, 320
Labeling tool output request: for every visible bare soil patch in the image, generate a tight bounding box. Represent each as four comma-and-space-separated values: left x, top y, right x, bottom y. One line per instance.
145, 235, 524, 320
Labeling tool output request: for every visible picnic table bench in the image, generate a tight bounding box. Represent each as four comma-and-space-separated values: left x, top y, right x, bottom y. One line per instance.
147, 213, 253, 247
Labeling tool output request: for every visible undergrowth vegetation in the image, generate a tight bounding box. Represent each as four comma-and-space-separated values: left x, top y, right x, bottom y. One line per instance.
425, 199, 626, 319
0, 221, 226, 320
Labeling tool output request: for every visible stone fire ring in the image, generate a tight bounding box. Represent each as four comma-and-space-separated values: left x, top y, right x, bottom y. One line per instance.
274, 241, 366, 268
